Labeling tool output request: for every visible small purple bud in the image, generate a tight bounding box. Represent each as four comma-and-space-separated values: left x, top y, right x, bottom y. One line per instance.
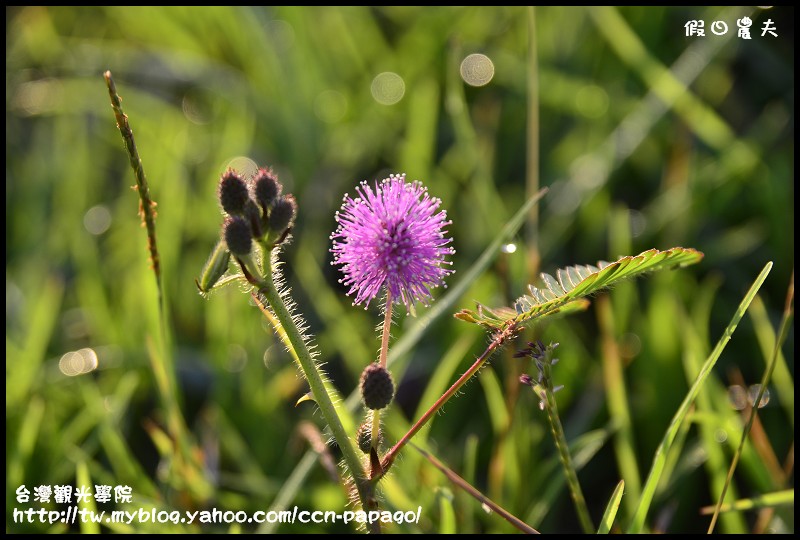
218, 169, 250, 216
224, 216, 253, 257
254, 167, 282, 211
269, 195, 297, 235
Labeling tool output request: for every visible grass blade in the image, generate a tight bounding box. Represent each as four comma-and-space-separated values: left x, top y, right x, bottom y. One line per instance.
598, 295, 641, 517
628, 261, 773, 533
707, 270, 793, 533
76, 461, 100, 534
701, 489, 795, 515
598, 480, 625, 534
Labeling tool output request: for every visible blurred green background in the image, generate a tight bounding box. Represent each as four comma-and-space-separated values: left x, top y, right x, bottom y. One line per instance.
6, 6, 794, 533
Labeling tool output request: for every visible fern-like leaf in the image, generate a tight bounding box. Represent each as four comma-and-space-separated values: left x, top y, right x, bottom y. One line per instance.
455, 247, 703, 329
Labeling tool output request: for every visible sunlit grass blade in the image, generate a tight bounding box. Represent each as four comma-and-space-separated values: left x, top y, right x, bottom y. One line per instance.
708, 271, 793, 533
7, 397, 45, 493
437, 488, 457, 534
76, 461, 100, 534
628, 261, 773, 533
598, 480, 625, 534
589, 6, 752, 155
681, 308, 747, 532
700, 489, 794, 515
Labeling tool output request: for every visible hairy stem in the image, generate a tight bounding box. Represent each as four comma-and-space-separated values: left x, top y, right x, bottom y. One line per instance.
255, 253, 377, 532
379, 292, 393, 369
372, 292, 393, 451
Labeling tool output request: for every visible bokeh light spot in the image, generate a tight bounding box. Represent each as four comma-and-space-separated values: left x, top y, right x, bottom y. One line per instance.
84, 205, 112, 236
371, 72, 405, 105
460, 54, 495, 87
58, 348, 98, 377
224, 157, 259, 179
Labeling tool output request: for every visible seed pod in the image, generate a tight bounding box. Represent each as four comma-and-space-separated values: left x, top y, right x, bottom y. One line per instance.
359, 363, 394, 410
196, 239, 230, 294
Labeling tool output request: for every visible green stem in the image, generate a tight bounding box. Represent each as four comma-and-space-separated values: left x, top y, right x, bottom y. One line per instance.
539, 374, 595, 533
371, 293, 393, 451
525, 6, 541, 277
256, 252, 376, 531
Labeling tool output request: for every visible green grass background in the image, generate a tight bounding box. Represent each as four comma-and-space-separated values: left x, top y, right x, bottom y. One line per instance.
6, 6, 794, 533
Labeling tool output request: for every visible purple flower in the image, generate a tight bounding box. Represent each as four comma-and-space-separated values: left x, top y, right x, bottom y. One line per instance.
331, 173, 455, 311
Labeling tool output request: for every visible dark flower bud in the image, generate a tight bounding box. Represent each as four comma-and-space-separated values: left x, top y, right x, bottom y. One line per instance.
360, 363, 394, 410
218, 169, 250, 216
269, 195, 297, 235
224, 216, 253, 257
356, 421, 383, 454
254, 168, 281, 211
519, 374, 534, 387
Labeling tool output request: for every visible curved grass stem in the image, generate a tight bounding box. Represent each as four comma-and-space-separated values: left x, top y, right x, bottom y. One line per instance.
539, 376, 595, 533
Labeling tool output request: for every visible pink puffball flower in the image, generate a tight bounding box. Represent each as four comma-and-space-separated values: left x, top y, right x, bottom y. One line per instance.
331, 173, 455, 312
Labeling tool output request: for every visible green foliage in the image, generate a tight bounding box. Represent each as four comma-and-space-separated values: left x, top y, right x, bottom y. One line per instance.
598, 480, 625, 534
456, 247, 703, 329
